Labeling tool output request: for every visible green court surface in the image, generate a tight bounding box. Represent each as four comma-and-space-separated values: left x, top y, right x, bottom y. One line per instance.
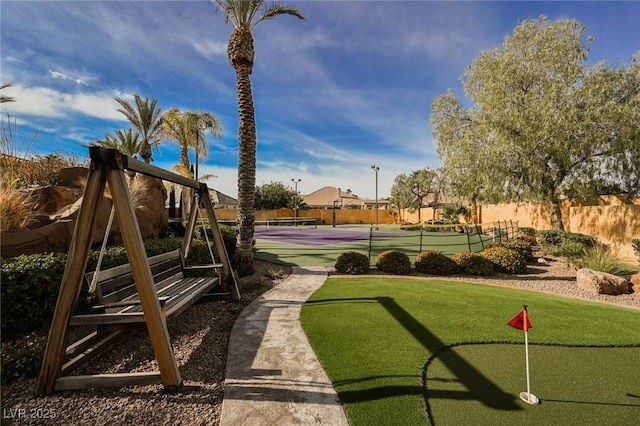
254, 225, 488, 266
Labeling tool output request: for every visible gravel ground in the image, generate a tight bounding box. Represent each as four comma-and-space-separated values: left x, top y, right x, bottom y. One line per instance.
1, 261, 292, 426
2, 257, 637, 426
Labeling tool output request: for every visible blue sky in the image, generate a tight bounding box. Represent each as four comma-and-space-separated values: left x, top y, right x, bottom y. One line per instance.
1, 1, 639, 200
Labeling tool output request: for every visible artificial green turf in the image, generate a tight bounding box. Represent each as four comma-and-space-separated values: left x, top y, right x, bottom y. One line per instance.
427, 345, 640, 425
300, 278, 640, 425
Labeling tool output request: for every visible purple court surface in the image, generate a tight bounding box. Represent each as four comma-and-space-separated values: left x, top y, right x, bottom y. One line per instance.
253, 226, 400, 246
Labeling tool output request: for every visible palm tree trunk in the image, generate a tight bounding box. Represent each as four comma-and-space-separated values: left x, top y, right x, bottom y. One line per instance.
234, 65, 257, 276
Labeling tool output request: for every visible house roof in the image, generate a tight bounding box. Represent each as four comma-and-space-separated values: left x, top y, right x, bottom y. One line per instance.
303, 186, 366, 208
208, 189, 238, 207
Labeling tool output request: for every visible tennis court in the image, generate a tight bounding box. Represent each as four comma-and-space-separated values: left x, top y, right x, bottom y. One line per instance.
254, 224, 502, 266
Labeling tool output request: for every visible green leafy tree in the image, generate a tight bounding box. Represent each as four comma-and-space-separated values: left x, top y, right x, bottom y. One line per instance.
212, 0, 305, 275
115, 94, 163, 163
254, 181, 296, 210
408, 168, 439, 223
390, 168, 441, 224
390, 173, 413, 224
430, 17, 640, 230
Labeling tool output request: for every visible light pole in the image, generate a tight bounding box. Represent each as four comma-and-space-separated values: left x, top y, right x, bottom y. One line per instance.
291, 178, 301, 225
371, 165, 379, 229
333, 187, 342, 227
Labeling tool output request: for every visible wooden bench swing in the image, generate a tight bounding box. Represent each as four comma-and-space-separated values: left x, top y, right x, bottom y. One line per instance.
37, 147, 240, 395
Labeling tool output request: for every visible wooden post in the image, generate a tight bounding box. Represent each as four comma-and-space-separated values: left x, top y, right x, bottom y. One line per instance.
106, 163, 182, 390
182, 192, 200, 259
38, 166, 107, 394
200, 184, 241, 301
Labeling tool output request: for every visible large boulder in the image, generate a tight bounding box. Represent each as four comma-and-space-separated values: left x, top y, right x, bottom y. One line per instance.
576, 268, 629, 295
0, 168, 168, 257
109, 174, 168, 243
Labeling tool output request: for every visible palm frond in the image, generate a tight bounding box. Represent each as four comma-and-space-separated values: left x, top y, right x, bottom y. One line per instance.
256, 2, 304, 27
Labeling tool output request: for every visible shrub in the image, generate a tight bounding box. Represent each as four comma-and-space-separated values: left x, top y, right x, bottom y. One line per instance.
518, 227, 537, 245
562, 232, 597, 249
551, 241, 586, 262
1, 252, 72, 340
335, 251, 370, 275
451, 252, 494, 276
536, 230, 564, 248
0, 237, 225, 340
633, 239, 640, 262
491, 237, 534, 261
537, 230, 598, 252
577, 244, 637, 276
1, 331, 47, 384
480, 246, 527, 274
414, 250, 458, 275
375, 250, 412, 275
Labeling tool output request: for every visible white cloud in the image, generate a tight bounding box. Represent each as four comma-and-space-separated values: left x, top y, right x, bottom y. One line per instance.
2, 83, 127, 121
192, 40, 228, 59
48, 70, 92, 86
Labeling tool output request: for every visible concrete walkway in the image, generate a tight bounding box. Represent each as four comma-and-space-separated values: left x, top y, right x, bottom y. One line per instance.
219, 266, 349, 426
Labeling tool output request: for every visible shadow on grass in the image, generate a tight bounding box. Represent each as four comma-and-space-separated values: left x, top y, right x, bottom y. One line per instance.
306, 296, 520, 411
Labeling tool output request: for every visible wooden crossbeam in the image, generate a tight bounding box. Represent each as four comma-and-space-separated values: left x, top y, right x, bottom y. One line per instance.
54, 372, 164, 391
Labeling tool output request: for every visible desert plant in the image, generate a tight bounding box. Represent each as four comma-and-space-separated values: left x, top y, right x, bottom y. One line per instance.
1, 111, 38, 190
552, 241, 586, 262
27, 151, 88, 187
0, 186, 37, 232
577, 244, 637, 276
440, 203, 469, 224
414, 250, 458, 275
451, 252, 494, 276
480, 246, 527, 274
375, 250, 412, 275
335, 251, 370, 275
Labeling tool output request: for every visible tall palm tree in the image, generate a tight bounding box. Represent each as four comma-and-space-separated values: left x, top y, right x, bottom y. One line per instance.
162, 108, 224, 220
92, 128, 142, 158
115, 94, 163, 163
212, 0, 305, 275
161, 108, 223, 180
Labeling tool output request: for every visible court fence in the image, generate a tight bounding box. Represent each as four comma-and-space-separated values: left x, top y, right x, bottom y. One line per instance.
367, 220, 519, 263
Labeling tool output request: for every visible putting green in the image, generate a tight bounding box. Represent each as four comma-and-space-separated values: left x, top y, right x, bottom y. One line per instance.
426, 344, 640, 425
302, 277, 640, 425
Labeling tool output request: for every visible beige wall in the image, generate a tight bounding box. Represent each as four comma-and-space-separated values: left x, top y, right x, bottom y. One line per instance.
210, 208, 396, 226
475, 198, 639, 262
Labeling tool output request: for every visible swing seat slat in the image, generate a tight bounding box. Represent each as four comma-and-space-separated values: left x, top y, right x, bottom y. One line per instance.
70, 249, 220, 326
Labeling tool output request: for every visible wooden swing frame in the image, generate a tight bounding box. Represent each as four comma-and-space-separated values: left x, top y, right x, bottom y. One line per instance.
37, 147, 240, 395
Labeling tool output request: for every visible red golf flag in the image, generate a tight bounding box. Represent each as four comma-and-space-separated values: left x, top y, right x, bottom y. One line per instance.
508, 310, 532, 331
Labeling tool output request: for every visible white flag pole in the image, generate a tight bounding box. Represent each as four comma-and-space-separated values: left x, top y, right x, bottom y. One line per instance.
520, 305, 539, 405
